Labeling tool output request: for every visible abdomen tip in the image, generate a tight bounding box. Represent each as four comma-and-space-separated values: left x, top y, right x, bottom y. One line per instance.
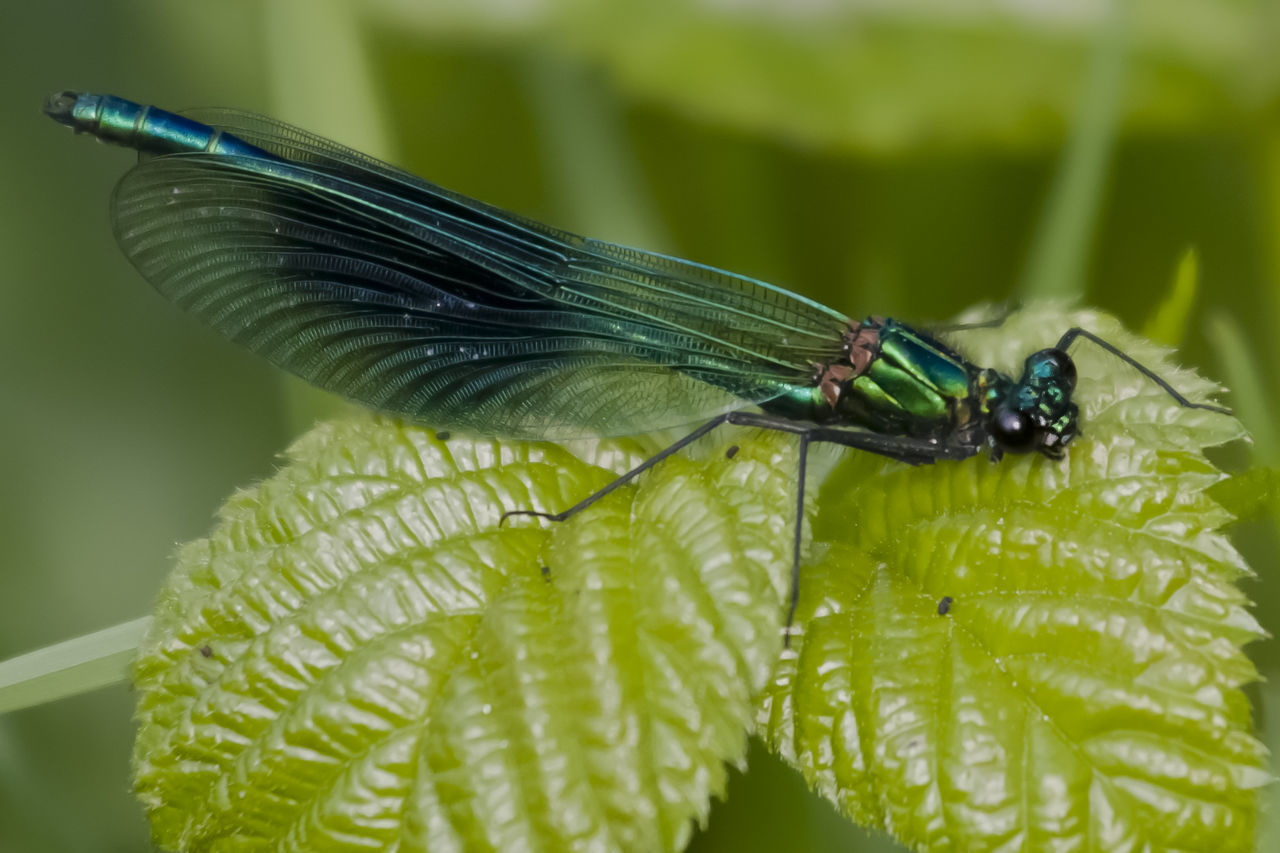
43, 90, 83, 126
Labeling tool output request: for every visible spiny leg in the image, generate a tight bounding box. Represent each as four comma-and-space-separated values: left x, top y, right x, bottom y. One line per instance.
784, 432, 811, 648
1056, 327, 1232, 414
500, 413, 732, 524
501, 409, 823, 527
927, 301, 1021, 335
504, 410, 977, 646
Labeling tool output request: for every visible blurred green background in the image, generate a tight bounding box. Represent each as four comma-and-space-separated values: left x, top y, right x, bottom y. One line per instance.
2, 1, 1279, 850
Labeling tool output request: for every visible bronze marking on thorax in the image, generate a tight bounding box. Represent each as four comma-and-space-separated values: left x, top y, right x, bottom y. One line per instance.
817, 364, 853, 408
847, 320, 881, 374
815, 320, 881, 409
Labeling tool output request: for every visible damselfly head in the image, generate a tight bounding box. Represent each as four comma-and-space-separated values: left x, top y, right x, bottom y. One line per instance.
988, 348, 1079, 459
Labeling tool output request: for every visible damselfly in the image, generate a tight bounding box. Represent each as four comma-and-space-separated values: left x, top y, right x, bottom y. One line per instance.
45, 91, 1230, 634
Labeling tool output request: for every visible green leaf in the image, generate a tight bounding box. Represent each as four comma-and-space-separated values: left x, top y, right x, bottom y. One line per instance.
128, 305, 1263, 851
1143, 248, 1200, 347
759, 306, 1265, 851
1209, 465, 1280, 524
131, 423, 794, 851
1206, 309, 1279, 465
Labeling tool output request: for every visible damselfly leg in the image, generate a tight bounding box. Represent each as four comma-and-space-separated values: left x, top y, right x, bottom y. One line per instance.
503, 330, 1230, 647
502, 412, 976, 645
926, 302, 1021, 335
46, 92, 1233, 650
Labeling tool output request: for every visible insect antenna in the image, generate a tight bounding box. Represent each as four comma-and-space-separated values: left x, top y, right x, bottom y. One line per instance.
1055, 327, 1232, 415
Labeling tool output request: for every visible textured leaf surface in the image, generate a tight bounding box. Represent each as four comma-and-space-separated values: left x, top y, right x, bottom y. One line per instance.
758, 307, 1266, 851
132, 422, 794, 851
129, 304, 1263, 852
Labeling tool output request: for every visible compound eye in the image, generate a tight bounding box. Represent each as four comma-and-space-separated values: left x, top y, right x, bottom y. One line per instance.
1030, 348, 1077, 391
1047, 349, 1077, 390
992, 408, 1036, 452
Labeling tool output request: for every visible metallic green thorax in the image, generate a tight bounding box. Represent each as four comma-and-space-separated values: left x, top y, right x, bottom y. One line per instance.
763, 317, 1080, 458
853, 321, 972, 430
765, 318, 980, 437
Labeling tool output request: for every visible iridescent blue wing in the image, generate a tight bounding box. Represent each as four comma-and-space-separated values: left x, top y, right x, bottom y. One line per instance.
110, 109, 847, 437
181, 108, 851, 368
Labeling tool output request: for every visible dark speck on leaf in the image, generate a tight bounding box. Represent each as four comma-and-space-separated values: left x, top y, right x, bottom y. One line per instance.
199, 645, 213, 658
540, 565, 551, 582
937, 596, 953, 616
435, 430, 451, 441
725, 445, 739, 459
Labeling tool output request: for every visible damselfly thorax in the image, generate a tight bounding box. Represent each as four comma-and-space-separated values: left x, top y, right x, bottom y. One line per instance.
764, 317, 1078, 461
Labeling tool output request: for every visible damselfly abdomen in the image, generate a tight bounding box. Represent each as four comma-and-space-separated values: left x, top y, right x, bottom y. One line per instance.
45, 91, 1230, 634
